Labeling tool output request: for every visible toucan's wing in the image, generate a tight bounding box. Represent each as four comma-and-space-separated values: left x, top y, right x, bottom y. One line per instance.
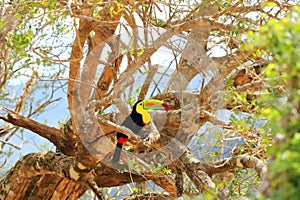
113, 115, 144, 158
120, 115, 144, 134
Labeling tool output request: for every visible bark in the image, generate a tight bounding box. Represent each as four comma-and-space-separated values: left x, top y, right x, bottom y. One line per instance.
67, 6, 93, 112
0, 109, 62, 149
0, 152, 86, 200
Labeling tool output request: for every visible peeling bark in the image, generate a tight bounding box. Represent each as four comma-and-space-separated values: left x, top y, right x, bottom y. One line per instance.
0, 152, 86, 200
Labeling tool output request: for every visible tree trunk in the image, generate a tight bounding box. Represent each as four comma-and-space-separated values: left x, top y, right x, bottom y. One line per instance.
0, 153, 86, 200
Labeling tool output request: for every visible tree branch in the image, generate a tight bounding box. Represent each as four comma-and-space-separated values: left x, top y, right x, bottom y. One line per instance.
117, 17, 209, 87
0, 152, 86, 199
0, 108, 62, 148
205, 154, 267, 179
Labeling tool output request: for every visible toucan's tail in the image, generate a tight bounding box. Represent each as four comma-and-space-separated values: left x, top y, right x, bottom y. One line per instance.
112, 142, 123, 162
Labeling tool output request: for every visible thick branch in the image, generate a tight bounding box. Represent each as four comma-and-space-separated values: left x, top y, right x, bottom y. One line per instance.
204, 154, 267, 179
0, 108, 62, 148
68, 7, 92, 111
0, 152, 86, 199
80, 4, 123, 109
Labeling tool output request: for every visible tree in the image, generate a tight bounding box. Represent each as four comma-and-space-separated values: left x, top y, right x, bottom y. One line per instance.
253, 6, 300, 199
0, 0, 297, 199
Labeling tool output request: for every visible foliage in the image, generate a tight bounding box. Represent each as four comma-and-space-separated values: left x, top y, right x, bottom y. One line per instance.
254, 6, 300, 200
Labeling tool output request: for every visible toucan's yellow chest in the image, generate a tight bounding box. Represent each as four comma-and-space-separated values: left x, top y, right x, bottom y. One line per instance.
136, 104, 151, 124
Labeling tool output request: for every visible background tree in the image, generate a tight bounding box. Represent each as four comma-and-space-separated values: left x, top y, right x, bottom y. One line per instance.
0, 0, 297, 199
253, 6, 300, 199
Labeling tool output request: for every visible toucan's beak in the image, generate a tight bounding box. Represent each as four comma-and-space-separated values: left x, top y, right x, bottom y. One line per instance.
142, 99, 170, 111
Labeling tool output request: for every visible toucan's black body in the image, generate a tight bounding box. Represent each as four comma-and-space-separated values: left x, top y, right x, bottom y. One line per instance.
112, 101, 145, 162
111, 99, 169, 162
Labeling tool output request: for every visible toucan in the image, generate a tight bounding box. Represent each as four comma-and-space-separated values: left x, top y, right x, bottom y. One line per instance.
112, 99, 170, 162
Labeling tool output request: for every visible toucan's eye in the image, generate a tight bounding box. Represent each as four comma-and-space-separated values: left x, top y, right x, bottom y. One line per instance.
139, 103, 143, 106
